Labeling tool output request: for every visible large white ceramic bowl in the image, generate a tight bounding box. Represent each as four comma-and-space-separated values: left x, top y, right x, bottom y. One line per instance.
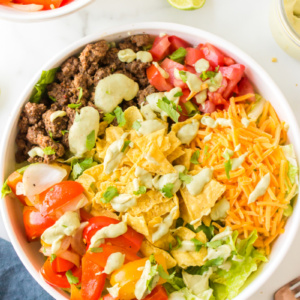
0, 0, 93, 22
1, 22, 300, 300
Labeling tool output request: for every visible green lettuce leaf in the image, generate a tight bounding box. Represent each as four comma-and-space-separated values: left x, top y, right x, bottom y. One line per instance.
247, 94, 266, 121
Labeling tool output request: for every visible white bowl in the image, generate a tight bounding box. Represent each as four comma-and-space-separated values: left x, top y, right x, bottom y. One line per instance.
1, 22, 300, 300
0, 0, 93, 22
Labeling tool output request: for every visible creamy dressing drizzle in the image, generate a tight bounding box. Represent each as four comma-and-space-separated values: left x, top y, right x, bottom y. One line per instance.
203, 132, 212, 143
248, 173, 271, 204
153, 62, 169, 78
107, 284, 120, 298
28, 147, 44, 158
103, 252, 125, 274
140, 104, 157, 120
201, 116, 233, 128
50, 110, 67, 123
135, 166, 153, 189
194, 58, 210, 73
110, 194, 137, 212
186, 168, 213, 196
177, 120, 200, 145
231, 152, 248, 171
138, 119, 167, 136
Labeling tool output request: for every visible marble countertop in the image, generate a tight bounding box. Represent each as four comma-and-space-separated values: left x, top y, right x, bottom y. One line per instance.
1, 0, 300, 299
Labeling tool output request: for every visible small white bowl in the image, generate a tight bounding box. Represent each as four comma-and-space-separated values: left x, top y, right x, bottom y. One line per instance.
0, 0, 93, 22
1, 22, 300, 300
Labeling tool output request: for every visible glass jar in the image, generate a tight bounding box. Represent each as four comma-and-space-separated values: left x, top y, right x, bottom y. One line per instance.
270, 0, 300, 60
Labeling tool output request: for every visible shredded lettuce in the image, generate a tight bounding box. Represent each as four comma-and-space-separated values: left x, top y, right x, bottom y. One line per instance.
281, 144, 299, 186
1, 179, 12, 198
210, 230, 267, 300
247, 94, 266, 121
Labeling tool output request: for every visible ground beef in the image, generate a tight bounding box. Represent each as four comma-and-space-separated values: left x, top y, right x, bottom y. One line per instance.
24, 102, 47, 125
137, 85, 157, 106
16, 34, 154, 164
42, 110, 68, 139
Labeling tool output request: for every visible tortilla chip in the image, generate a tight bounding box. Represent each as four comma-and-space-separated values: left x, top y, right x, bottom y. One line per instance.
145, 233, 176, 251
135, 129, 169, 153
171, 114, 201, 135
76, 173, 96, 201
83, 164, 104, 180
140, 240, 177, 269
95, 139, 108, 161
123, 213, 149, 236
126, 147, 143, 165
98, 121, 109, 136
171, 248, 207, 268
180, 179, 226, 224
137, 143, 176, 175
174, 148, 194, 170
123, 106, 143, 131
90, 203, 119, 220
164, 131, 182, 157
105, 126, 124, 144
167, 146, 186, 163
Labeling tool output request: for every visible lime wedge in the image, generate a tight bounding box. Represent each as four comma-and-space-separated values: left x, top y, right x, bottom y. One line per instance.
167, 0, 206, 10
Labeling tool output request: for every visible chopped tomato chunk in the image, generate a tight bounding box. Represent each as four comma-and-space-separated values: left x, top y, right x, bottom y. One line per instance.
201, 43, 225, 68
146, 64, 173, 92
169, 35, 191, 52
149, 35, 171, 61
238, 77, 255, 101
14, 0, 63, 9
144, 285, 168, 300
185, 47, 204, 66
51, 256, 75, 273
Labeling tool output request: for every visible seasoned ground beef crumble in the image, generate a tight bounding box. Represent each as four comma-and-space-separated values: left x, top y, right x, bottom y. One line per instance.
16, 34, 157, 164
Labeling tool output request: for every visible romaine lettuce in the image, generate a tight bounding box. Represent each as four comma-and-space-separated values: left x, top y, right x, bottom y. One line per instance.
247, 94, 266, 121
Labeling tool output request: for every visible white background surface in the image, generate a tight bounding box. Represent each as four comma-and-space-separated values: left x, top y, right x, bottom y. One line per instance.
0, 0, 300, 299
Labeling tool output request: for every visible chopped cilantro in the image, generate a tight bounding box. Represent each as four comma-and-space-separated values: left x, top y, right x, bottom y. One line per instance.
179, 70, 187, 83
132, 120, 141, 131
66, 270, 79, 285
133, 186, 147, 195
103, 113, 115, 124
101, 186, 119, 203
174, 91, 183, 98
224, 159, 232, 179
77, 87, 83, 101
169, 47, 187, 64
179, 172, 192, 184
43, 147, 55, 155
200, 70, 218, 81
191, 238, 205, 251
71, 157, 97, 180
50, 254, 57, 263
149, 254, 156, 265
62, 225, 67, 228
121, 140, 131, 152
173, 236, 182, 250
49, 95, 56, 102
29, 68, 59, 103
86, 130, 96, 151
68, 102, 82, 109
114, 106, 126, 127
90, 247, 103, 253
162, 183, 174, 198
61, 130, 69, 136
1, 180, 12, 198
157, 97, 180, 123
190, 150, 200, 164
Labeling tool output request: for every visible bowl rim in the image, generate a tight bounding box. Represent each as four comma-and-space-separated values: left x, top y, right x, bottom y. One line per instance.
1, 21, 300, 300
0, 0, 93, 22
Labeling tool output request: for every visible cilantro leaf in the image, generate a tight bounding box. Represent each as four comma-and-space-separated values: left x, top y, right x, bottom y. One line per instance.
175, 217, 184, 228
133, 186, 147, 195
191, 238, 205, 251
179, 70, 187, 83
43, 147, 55, 155
174, 91, 183, 97
157, 98, 180, 123
224, 159, 232, 179
1, 180, 12, 198
61, 130, 69, 136
132, 120, 141, 131
179, 172, 192, 184
86, 130, 96, 151
146, 263, 158, 292
114, 106, 126, 127
101, 186, 119, 203
121, 140, 131, 153
190, 150, 200, 164
50, 254, 57, 263
71, 157, 97, 180
103, 113, 115, 124
29, 68, 59, 103
169, 47, 187, 64
66, 270, 79, 285
68, 102, 82, 109
200, 70, 218, 81
162, 183, 174, 198
173, 236, 182, 250
90, 247, 103, 253
149, 254, 157, 265
49, 95, 56, 102
77, 87, 83, 101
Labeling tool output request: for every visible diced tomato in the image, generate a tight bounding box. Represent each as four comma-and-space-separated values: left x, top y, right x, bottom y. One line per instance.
14, 0, 63, 9
39, 181, 84, 216
144, 285, 168, 300
85, 244, 140, 269
149, 35, 171, 61
80, 208, 93, 222
81, 255, 106, 300
41, 257, 82, 289
83, 216, 144, 253
185, 47, 204, 66
224, 56, 235, 66
6, 171, 32, 206
238, 77, 255, 101
201, 43, 225, 68
160, 58, 187, 89
199, 100, 216, 114
146, 64, 173, 92
110, 255, 168, 300
23, 206, 55, 242
232, 85, 239, 94
179, 89, 191, 104
102, 294, 117, 300
216, 77, 228, 95
168, 35, 191, 52
219, 64, 245, 99
208, 92, 228, 106
185, 65, 197, 74
51, 256, 75, 273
